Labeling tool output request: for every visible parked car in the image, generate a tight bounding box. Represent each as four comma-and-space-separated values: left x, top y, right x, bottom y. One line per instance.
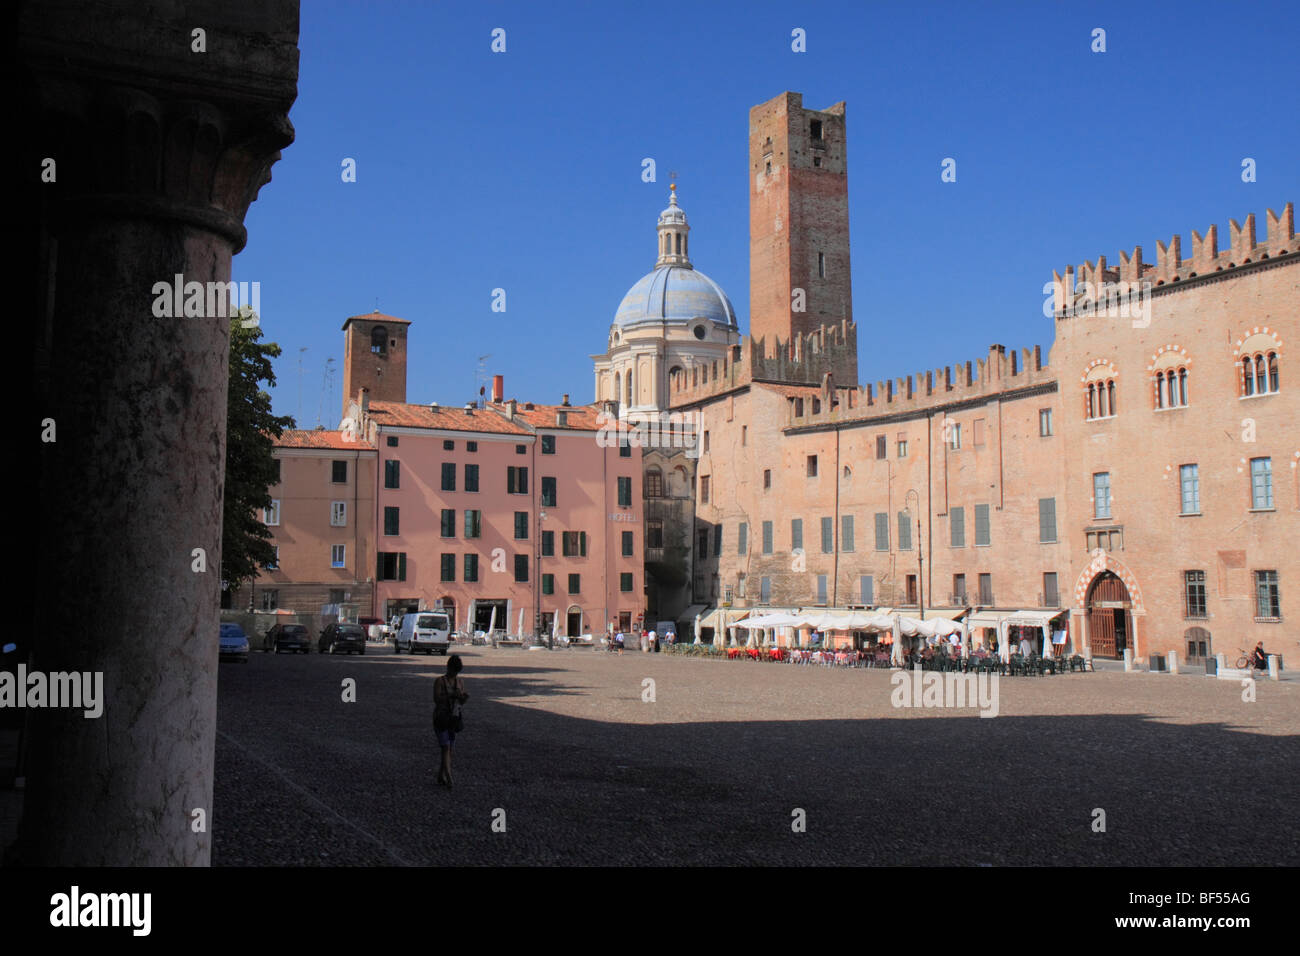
219, 623, 250, 663
264, 622, 312, 654
393, 611, 451, 655
319, 622, 367, 655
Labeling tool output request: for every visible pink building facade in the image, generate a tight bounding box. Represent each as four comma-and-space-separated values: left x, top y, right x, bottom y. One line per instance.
231, 429, 378, 618
340, 391, 643, 639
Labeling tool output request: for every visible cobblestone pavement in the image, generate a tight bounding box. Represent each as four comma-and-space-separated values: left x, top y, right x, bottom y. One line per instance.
214, 646, 1300, 866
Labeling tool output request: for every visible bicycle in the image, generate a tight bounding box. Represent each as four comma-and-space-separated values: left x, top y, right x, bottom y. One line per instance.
1234, 647, 1265, 671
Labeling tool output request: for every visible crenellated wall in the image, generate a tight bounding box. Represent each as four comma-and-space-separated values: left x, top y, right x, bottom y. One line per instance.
1053, 203, 1296, 315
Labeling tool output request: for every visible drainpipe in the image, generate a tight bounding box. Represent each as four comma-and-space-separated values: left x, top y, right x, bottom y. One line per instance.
832, 427, 840, 606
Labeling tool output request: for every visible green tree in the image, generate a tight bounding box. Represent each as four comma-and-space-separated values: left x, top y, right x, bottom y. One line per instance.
223, 308, 295, 590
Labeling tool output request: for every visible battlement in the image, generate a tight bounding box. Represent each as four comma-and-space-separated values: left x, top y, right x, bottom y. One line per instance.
785, 343, 1051, 428
667, 319, 858, 408
1052, 202, 1296, 315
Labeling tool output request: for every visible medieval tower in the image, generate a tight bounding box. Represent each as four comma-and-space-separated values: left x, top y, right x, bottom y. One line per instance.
341, 311, 410, 415
749, 91, 856, 384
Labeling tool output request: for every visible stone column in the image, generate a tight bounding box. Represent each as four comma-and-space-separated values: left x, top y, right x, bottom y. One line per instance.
19, 0, 298, 865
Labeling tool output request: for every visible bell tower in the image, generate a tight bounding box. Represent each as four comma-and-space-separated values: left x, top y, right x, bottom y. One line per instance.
341, 310, 410, 415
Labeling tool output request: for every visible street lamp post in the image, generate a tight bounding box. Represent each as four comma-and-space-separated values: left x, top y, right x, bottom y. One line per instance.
905, 489, 924, 621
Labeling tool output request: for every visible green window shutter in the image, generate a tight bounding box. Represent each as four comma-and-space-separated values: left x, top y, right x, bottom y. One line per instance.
897, 512, 911, 551
580, 531, 588, 557
398, 552, 406, 582
1038, 498, 1056, 543
950, 507, 965, 547
975, 504, 990, 546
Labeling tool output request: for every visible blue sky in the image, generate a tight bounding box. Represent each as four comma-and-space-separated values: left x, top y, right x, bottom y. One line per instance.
236, 0, 1300, 425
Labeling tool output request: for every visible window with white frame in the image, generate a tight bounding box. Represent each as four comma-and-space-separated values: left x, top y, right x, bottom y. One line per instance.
263, 500, 280, 526
1093, 472, 1111, 519
1250, 458, 1273, 510
331, 544, 345, 568
330, 501, 347, 526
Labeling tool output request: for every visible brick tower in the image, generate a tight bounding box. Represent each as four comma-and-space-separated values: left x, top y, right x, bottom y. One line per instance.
749, 92, 856, 383
341, 311, 410, 415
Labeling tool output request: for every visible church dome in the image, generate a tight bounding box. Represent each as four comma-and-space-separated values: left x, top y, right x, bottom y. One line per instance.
614, 266, 738, 329
613, 186, 738, 331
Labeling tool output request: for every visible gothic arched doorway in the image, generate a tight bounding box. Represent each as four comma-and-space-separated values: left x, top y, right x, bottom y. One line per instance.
1087, 571, 1132, 658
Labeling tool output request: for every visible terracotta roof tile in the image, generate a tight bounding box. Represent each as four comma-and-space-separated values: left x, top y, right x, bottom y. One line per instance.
340, 311, 411, 330
274, 429, 375, 450
491, 402, 606, 432
368, 401, 531, 435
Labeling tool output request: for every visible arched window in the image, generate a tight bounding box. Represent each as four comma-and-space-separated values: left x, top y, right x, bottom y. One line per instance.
1242, 356, 1255, 396
1178, 368, 1188, 405
371, 325, 387, 355
614, 371, 621, 404
1154, 373, 1165, 409
626, 369, 633, 406
1256, 355, 1267, 395
675, 233, 682, 255
1268, 351, 1279, 391
1087, 383, 1096, 419
1108, 380, 1116, 416
644, 468, 663, 498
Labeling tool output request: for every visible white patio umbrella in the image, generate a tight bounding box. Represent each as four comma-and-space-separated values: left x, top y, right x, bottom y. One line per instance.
891, 614, 904, 666
487, 605, 497, 641
552, 609, 560, 641
517, 607, 524, 639
694, 613, 702, 645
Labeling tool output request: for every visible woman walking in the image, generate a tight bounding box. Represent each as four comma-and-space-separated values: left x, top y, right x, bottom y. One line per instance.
433, 654, 469, 789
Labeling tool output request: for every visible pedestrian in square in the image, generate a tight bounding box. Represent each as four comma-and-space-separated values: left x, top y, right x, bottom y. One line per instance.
433, 654, 469, 789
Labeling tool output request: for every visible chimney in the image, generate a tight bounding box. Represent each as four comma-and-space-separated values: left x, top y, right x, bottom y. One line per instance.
359, 387, 370, 417
464, 403, 474, 415
492, 375, 504, 403
506, 398, 517, 420
561, 393, 570, 407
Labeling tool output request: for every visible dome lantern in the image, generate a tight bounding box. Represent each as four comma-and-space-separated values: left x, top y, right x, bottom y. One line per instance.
656, 184, 692, 269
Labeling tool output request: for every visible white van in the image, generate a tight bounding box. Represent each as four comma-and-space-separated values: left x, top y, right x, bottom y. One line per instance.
395, 611, 451, 655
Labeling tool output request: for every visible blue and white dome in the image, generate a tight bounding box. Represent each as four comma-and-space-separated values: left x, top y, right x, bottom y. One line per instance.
614, 266, 738, 329
613, 186, 738, 331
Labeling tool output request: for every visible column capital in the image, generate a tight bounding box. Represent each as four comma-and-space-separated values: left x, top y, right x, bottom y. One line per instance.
20, 0, 299, 252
